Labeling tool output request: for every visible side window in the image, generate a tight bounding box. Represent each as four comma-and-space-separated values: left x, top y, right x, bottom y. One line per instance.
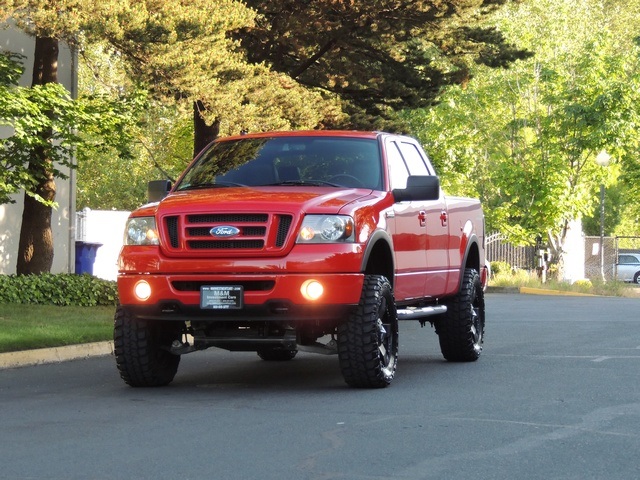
398, 142, 431, 175
619, 255, 640, 265
386, 141, 409, 190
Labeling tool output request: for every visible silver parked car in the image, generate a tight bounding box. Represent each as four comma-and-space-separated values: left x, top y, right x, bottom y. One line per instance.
616, 253, 640, 284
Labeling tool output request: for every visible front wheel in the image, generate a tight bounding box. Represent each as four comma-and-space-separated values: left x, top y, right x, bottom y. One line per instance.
113, 307, 183, 387
633, 272, 640, 285
436, 268, 485, 362
338, 275, 398, 388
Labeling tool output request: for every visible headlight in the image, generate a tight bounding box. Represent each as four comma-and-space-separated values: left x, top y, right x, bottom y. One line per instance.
296, 215, 355, 243
124, 217, 160, 246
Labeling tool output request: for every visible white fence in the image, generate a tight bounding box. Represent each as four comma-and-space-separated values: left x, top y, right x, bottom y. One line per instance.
486, 220, 586, 283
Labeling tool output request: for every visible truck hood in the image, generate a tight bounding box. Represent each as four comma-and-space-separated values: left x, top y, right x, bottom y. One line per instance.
155, 186, 373, 216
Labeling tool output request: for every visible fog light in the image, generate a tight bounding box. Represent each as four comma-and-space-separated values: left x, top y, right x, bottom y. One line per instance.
301, 279, 324, 301
134, 280, 152, 301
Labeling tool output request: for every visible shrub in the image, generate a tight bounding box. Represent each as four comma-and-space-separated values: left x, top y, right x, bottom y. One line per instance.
572, 279, 593, 293
0, 273, 118, 306
490, 261, 511, 277
490, 267, 538, 287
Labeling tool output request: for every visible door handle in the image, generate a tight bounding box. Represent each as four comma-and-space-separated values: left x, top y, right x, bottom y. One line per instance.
440, 211, 448, 227
418, 211, 427, 227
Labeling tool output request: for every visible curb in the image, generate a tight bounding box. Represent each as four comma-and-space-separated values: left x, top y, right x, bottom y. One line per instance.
487, 286, 598, 297
0, 341, 114, 370
486, 286, 520, 294
518, 287, 597, 297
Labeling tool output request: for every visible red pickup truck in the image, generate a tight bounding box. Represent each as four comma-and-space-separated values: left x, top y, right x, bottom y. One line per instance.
115, 130, 487, 388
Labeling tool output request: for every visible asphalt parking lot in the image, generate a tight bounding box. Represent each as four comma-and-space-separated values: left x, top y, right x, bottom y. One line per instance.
1, 293, 639, 480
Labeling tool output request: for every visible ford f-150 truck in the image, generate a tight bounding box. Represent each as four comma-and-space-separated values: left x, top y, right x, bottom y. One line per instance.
115, 130, 487, 388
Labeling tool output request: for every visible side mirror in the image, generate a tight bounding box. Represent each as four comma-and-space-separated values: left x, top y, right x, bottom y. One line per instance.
148, 180, 172, 203
392, 175, 440, 202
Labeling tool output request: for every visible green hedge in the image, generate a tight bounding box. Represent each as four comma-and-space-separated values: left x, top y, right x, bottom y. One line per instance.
0, 274, 119, 307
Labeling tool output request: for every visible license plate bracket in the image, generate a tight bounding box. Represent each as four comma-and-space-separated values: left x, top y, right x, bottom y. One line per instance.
200, 286, 243, 310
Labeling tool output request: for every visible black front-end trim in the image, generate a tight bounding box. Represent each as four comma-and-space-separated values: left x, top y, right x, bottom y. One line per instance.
120, 300, 355, 324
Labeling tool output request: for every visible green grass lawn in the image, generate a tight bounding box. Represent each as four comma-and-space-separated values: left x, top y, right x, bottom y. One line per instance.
0, 304, 115, 353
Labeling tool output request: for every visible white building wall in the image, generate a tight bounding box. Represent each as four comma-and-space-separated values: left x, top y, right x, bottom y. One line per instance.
0, 21, 77, 274
563, 219, 586, 283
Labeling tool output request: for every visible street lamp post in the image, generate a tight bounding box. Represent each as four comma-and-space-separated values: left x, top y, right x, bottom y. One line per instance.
595, 150, 611, 282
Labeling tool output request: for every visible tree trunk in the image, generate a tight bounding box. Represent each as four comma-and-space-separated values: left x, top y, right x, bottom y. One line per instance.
193, 100, 220, 158
16, 36, 58, 275
547, 221, 569, 282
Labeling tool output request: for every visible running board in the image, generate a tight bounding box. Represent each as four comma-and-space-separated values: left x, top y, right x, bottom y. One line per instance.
397, 305, 447, 320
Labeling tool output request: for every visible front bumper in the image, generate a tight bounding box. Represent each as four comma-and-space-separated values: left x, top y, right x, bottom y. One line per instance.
117, 272, 365, 322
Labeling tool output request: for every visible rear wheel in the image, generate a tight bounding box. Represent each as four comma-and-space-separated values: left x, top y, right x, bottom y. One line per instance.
436, 268, 485, 361
338, 275, 398, 388
113, 307, 182, 387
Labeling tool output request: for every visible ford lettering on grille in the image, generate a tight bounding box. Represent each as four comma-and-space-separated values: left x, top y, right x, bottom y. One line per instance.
210, 226, 240, 237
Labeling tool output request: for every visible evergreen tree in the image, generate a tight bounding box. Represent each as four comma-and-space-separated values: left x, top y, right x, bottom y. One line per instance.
82, 0, 338, 155
238, 0, 531, 130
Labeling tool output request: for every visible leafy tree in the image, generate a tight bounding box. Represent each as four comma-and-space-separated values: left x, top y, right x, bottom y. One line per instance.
82, 0, 340, 157
403, 0, 640, 279
76, 95, 193, 210
0, 56, 81, 206
582, 183, 624, 237
0, 51, 34, 204
84, 1, 530, 157
72, 40, 193, 210
1, 2, 85, 273
0, 1, 143, 273
7, 0, 533, 217
237, 0, 531, 130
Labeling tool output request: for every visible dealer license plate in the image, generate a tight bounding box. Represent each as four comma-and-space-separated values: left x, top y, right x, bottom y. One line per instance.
200, 286, 243, 310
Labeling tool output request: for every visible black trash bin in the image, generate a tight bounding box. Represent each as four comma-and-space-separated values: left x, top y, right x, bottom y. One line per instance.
75, 241, 103, 275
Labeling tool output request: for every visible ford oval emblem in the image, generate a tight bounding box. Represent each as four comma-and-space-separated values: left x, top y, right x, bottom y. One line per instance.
210, 226, 240, 238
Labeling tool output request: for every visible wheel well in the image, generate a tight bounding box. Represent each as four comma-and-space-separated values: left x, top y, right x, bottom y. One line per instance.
364, 240, 394, 287
465, 241, 480, 272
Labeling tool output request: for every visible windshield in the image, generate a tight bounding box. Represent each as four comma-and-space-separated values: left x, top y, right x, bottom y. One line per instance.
175, 136, 382, 191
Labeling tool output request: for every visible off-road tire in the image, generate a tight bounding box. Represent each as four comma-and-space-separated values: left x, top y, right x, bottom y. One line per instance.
257, 348, 298, 361
338, 275, 398, 388
436, 268, 485, 361
113, 306, 182, 387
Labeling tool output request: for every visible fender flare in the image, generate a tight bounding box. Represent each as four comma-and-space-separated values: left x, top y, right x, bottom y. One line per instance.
360, 229, 395, 281
458, 232, 481, 291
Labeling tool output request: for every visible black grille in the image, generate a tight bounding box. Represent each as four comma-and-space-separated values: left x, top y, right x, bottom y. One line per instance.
188, 240, 264, 249
186, 227, 213, 237
186, 226, 266, 237
243, 226, 267, 236
166, 216, 179, 248
172, 280, 275, 292
276, 215, 293, 247
163, 212, 293, 252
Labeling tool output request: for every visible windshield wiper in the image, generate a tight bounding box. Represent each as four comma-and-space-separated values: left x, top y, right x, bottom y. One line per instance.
268, 180, 340, 187
177, 180, 247, 191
